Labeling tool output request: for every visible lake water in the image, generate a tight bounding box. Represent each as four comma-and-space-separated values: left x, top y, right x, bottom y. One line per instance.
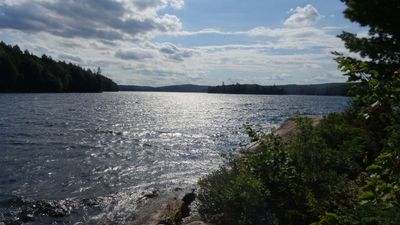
0, 92, 351, 224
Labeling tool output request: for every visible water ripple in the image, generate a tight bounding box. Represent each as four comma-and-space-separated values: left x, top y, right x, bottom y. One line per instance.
0, 92, 351, 224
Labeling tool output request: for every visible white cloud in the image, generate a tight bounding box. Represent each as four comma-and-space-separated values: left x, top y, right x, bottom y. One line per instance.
284, 4, 322, 27
0, 0, 184, 41
167, 26, 343, 50
170, 0, 184, 9
156, 43, 196, 61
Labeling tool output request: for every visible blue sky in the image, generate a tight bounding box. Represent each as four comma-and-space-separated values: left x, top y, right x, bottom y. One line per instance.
165, 0, 348, 31
0, 0, 364, 86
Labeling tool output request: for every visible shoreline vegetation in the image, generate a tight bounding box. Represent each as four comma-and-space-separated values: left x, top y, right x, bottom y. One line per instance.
208, 83, 351, 96
127, 117, 324, 225
0, 42, 118, 93
119, 83, 352, 96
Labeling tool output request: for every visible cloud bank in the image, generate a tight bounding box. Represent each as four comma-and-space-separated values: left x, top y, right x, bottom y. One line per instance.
0, 1, 348, 86
0, 0, 183, 41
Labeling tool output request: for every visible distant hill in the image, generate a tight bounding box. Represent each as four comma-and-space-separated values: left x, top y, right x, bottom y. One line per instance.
208, 83, 353, 96
279, 83, 353, 96
120, 83, 352, 96
0, 42, 118, 93
119, 84, 209, 93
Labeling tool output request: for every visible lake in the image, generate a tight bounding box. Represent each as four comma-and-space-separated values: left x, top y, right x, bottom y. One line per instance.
0, 92, 351, 224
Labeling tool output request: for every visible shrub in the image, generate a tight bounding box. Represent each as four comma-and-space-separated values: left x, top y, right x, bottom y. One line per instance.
198, 116, 368, 225
198, 164, 272, 225
313, 122, 400, 225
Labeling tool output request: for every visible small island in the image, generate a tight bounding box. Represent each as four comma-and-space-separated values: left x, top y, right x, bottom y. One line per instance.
0, 42, 118, 93
208, 83, 352, 96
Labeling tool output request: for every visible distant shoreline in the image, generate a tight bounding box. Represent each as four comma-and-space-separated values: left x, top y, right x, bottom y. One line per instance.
119, 83, 353, 96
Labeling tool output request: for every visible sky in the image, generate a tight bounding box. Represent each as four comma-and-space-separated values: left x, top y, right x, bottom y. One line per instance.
0, 0, 365, 86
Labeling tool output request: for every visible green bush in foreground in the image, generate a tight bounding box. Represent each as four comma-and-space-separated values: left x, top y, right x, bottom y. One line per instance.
313, 123, 400, 225
198, 115, 372, 225
198, 113, 399, 225
198, 135, 285, 225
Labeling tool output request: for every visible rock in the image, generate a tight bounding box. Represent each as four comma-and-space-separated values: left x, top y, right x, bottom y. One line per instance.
181, 190, 196, 218
182, 191, 196, 205
240, 141, 262, 154
184, 221, 211, 225
141, 190, 159, 199
130, 197, 184, 225
81, 198, 99, 207
130, 189, 197, 225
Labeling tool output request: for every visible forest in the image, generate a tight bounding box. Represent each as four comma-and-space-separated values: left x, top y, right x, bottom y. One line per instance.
208, 83, 352, 96
0, 42, 118, 92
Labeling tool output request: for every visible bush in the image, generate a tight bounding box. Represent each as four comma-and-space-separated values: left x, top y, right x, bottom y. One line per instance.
198, 115, 370, 225
198, 135, 286, 225
198, 166, 272, 225
313, 122, 400, 225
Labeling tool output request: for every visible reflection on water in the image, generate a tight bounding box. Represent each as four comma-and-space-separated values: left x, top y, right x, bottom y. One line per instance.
0, 92, 351, 224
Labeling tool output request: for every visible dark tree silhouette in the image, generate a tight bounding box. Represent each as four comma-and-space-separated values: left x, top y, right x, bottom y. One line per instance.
335, 0, 400, 114
208, 83, 351, 96
0, 42, 118, 93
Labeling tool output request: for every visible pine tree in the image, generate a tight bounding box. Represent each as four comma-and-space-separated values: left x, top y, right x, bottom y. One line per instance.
334, 0, 400, 120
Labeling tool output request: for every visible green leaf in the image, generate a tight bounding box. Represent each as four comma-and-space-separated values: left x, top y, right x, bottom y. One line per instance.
359, 191, 375, 201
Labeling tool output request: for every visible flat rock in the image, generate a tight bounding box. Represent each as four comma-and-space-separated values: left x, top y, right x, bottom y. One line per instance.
184, 221, 212, 225
129, 197, 183, 225
129, 189, 197, 225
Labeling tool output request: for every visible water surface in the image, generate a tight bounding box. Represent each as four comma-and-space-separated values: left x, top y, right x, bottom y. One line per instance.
0, 92, 351, 224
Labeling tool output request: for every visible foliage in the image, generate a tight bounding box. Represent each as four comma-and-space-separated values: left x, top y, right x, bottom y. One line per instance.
0, 41, 118, 92
313, 0, 400, 224
198, 116, 368, 225
313, 122, 400, 225
334, 0, 400, 122
198, 165, 271, 225
198, 135, 289, 224
198, 113, 397, 225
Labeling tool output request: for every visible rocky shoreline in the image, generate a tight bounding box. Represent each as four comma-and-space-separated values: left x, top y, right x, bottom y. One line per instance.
131, 116, 322, 225
127, 187, 207, 225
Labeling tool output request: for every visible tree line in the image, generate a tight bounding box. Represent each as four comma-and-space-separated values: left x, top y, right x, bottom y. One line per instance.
0, 42, 118, 92
208, 83, 352, 96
